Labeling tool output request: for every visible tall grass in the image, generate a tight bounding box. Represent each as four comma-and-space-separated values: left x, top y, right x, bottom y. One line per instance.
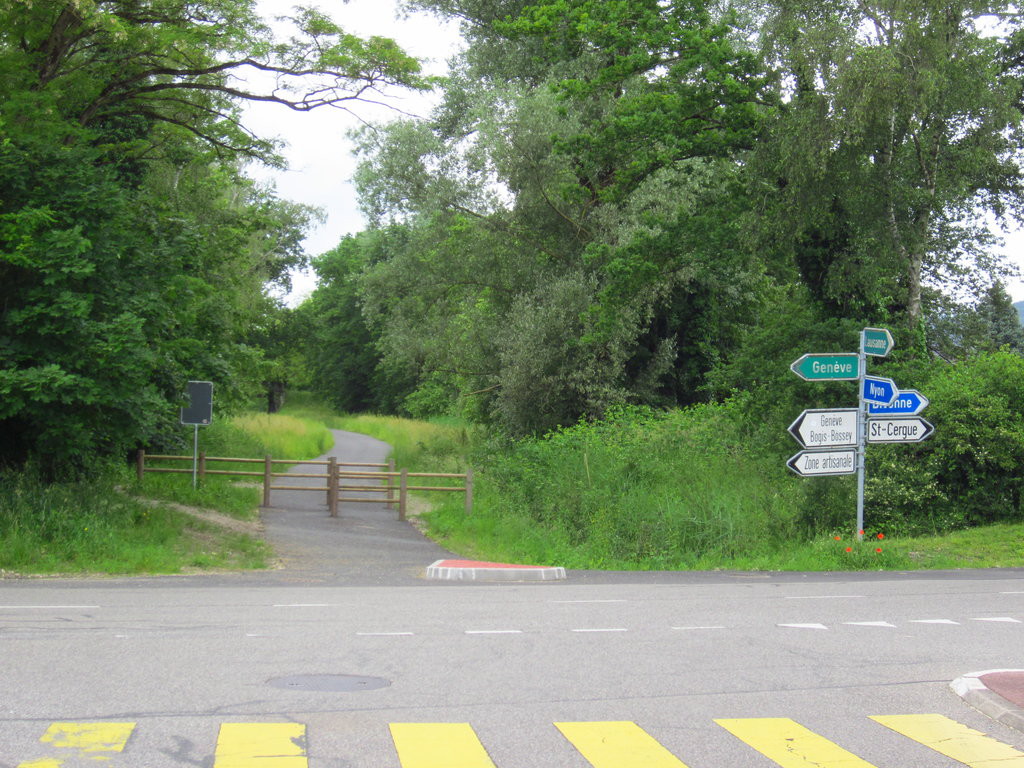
0, 406, 332, 574
0, 470, 269, 574
423, 403, 806, 568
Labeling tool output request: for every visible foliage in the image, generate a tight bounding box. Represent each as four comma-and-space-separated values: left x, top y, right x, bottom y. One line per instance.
424, 403, 805, 568
299, 230, 418, 414
749, 0, 1024, 330
0, 0, 424, 476
343, 0, 775, 435
867, 350, 1024, 531
0, 467, 269, 573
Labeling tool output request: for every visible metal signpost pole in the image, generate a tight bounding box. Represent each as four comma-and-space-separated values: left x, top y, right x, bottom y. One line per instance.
192, 423, 199, 489
856, 331, 867, 542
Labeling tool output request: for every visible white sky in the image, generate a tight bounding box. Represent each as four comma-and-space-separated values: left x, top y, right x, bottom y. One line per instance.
242, 0, 1024, 305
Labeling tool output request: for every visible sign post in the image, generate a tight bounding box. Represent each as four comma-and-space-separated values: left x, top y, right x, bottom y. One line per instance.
788, 329, 932, 541
180, 381, 214, 489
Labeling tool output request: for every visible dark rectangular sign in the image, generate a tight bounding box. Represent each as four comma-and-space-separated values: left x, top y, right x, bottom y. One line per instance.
180, 381, 213, 425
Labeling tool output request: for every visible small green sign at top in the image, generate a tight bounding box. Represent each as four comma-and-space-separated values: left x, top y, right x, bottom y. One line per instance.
862, 327, 894, 357
790, 353, 860, 381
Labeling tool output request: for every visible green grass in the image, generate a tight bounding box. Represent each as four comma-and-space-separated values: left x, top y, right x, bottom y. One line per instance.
0, 405, 334, 575
0, 471, 270, 574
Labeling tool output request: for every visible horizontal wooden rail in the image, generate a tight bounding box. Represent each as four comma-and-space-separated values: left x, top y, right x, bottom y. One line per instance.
135, 450, 471, 520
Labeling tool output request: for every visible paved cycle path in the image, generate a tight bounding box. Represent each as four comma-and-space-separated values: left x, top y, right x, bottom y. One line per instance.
258, 429, 456, 586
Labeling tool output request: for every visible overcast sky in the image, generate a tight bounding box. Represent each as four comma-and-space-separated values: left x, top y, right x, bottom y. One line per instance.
242, 1, 1024, 305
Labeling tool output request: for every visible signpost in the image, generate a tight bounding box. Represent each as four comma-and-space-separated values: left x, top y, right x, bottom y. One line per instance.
180, 381, 214, 489
787, 449, 857, 477
790, 354, 860, 381
866, 390, 929, 416
788, 329, 933, 540
867, 417, 934, 444
788, 409, 859, 449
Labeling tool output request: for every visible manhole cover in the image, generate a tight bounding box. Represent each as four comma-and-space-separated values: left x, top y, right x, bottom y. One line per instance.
268, 674, 391, 692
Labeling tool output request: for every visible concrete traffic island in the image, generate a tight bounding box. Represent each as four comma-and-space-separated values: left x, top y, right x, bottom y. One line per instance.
951, 669, 1024, 733
425, 558, 566, 582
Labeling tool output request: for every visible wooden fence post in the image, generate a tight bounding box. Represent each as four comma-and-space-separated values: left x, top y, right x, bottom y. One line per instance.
399, 469, 408, 521
136, 449, 145, 482
388, 458, 396, 510
262, 454, 272, 507
198, 451, 206, 484
464, 467, 473, 516
328, 456, 338, 518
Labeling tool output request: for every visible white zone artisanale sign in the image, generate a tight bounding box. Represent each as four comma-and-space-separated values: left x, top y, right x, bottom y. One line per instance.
787, 449, 857, 477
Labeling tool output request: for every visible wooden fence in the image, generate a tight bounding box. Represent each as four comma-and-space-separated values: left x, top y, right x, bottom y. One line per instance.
135, 450, 472, 519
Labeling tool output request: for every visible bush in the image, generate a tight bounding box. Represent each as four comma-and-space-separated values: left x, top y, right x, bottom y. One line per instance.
463, 403, 805, 568
866, 350, 1024, 532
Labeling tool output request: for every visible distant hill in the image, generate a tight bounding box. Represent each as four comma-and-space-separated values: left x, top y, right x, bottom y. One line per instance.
1017, 300, 1024, 324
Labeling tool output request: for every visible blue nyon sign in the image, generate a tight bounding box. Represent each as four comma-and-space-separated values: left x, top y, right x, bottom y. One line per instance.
861, 375, 898, 406
867, 389, 929, 416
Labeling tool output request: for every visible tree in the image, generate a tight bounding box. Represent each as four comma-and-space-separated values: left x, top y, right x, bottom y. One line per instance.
352, 0, 773, 434
750, 0, 1024, 332
0, 0, 425, 474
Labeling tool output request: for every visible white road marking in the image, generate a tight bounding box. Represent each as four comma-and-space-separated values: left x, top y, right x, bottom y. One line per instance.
465, 630, 523, 635
843, 621, 896, 628
911, 619, 960, 624
784, 595, 864, 600
971, 617, 1021, 623
572, 628, 628, 633
779, 623, 829, 630
552, 600, 628, 604
0, 605, 100, 609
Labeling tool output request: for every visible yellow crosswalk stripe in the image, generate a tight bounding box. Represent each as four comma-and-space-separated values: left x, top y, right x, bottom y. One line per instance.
390, 723, 497, 768
870, 714, 1024, 767
715, 717, 878, 767
214, 723, 307, 768
15, 722, 135, 767
555, 721, 690, 767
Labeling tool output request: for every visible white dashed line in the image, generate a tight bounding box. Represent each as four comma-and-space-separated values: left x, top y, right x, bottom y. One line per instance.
572, 628, 628, 633
910, 619, 960, 625
779, 623, 829, 630
552, 600, 628, 604
784, 595, 864, 600
465, 630, 523, 635
971, 617, 1021, 623
843, 621, 896, 628
0, 605, 100, 609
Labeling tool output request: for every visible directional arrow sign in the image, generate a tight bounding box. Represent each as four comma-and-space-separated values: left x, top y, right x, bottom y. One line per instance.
790, 354, 860, 381
788, 409, 859, 449
862, 375, 898, 405
862, 327, 894, 357
867, 417, 934, 443
787, 449, 858, 477
867, 389, 929, 416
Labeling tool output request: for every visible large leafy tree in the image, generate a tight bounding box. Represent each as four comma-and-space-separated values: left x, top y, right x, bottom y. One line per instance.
750, 0, 1024, 332
0, 0, 424, 474
350, 0, 772, 433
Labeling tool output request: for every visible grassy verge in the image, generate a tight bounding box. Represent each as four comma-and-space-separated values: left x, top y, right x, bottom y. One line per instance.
331, 402, 1024, 572
0, 409, 333, 575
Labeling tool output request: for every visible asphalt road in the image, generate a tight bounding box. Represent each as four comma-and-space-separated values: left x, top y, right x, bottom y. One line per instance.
2, 430, 1023, 767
